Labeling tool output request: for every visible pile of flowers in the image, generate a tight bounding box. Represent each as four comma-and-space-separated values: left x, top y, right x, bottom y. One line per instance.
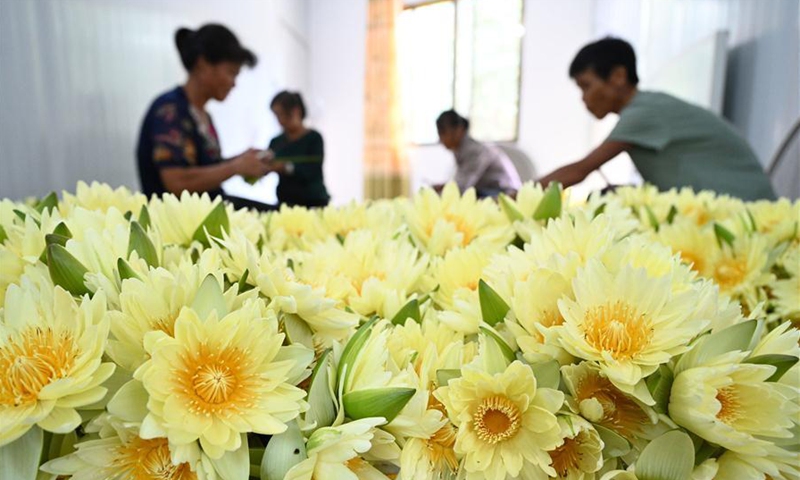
0, 181, 798, 480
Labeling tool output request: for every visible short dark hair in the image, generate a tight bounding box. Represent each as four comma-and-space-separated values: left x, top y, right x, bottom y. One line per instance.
270, 91, 307, 119
175, 24, 257, 71
569, 37, 639, 85
436, 109, 469, 132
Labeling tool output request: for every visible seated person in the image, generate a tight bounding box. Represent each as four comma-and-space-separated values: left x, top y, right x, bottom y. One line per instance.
539, 37, 777, 201
435, 110, 521, 197
265, 91, 330, 207
136, 24, 272, 209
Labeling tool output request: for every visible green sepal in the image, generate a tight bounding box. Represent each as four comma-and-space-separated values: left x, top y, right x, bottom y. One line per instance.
478, 279, 510, 327
47, 244, 91, 296
342, 387, 416, 423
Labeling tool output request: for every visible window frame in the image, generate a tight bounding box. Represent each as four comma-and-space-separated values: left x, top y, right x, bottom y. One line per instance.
400, 0, 524, 146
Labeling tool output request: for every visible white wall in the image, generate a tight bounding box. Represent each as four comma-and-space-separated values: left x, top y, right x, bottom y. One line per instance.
0, 0, 309, 202
306, 0, 368, 204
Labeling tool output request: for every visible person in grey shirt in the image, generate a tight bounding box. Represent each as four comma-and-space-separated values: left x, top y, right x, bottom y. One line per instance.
539, 37, 776, 201
435, 110, 521, 197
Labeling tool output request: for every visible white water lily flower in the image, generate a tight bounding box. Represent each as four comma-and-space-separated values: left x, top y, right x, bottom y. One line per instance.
60, 181, 147, 218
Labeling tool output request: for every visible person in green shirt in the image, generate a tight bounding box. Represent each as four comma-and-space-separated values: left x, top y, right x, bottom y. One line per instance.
264, 91, 330, 207
540, 37, 776, 201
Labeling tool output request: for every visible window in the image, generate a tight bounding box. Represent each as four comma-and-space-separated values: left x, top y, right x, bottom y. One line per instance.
398, 0, 524, 144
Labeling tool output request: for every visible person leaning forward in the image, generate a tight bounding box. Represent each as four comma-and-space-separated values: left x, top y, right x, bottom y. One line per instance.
539, 37, 776, 201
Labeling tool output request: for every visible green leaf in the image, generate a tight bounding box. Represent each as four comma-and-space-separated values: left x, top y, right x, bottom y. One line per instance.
595, 424, 630, 458
666, 205, 678, 224
533, 182, 562, 221
342, 387, 416, 423
261, 420, 306, 480
644, 205, 660, 231
714, 223, 735, 248
237, 269, 250, 292
645, 365, 674, 414
306, 349, 336, 429
47, 244, 91, 296
191, 202, 229, 247
117, 258, 141, 281
13, 209, 28, 223
478, 326, 516, 364
337, 316, 380, 391
390, 298, 421, 325
499, 193, 524, 222
676, 319, 760, 373
746, 354, 799, 382
128, 221, 159, 267
635, 430, 694, 480
210, 434, 249, 480
478, 280, 510, 327
529, 360, 560, 390
436, 369, 462, 386
0, 426, 43, 480
35, 191, 58, 214
191, 274, 228, 321
0, 224, 7, 244
694, 440, 723, 465
138, 205, 152, 230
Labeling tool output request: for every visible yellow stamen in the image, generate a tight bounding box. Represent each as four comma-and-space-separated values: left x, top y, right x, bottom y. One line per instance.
583, 301, 651, 360
426, 422, 459, 472
575, 371, 648, 439
0, 327, 78, 407
176, 343, 254, 416
114, 436, 196, 480
715, 386, 741, 424
713, 259, 747, 291
549, 435, 583, 477
472, 395, 521, 444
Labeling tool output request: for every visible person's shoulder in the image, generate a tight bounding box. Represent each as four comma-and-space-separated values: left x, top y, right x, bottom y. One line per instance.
147, 87, 185, 120
306, 129, 323, 141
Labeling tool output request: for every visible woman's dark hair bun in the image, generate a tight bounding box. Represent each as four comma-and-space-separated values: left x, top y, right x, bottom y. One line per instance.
175, 28, 197, 70
173, 24, 257, 71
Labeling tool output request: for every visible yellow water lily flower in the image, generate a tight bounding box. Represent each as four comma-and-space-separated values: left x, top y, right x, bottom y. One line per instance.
435, 361, 564, 480
60, 181, 147, 218
430, 244, 493, 334
505, 267, 575, 365
320, 200, 403, 240
669, 351, 799, 457
558, 256, 709, 403
107, 256, 242, 371
266, 203, 328, 252
702, 235, 774, 313
134, 300, 308, 459
148, 191, 262, 247
402, 183, 513, 256
523, 214, 619, 271
548, 415, 604, 480
772, 245, 800, 322
285, 417, 390, 480
294, 229, 428, 319
40, 414, 209, 480
714, 448, 800, 480
654, 218, 718, 274
0, 284, 114, 447
561, 362, 654, 440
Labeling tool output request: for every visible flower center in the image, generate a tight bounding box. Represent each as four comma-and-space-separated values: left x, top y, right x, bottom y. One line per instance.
679, 251, 704, 273
151, 312, 179, 337
549, 436, 583, 477
426, 422, 459, 472
116, 436, 196, 480
473, 395, 521, 444
713, 259, 747, 291
583, 301, 651, 360
0, 327, 77, 407
715, 386, 741, 424
575, 372, 648, 439
178, 344, 253, 415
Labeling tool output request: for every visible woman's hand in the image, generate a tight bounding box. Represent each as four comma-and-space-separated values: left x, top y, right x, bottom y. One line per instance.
233, 149, 271, 178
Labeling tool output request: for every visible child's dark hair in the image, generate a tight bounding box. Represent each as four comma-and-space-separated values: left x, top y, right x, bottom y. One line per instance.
436, 109, 469, 132
569, 37, 639, 85
270, 91, 307, 119
175, 24, 257, 71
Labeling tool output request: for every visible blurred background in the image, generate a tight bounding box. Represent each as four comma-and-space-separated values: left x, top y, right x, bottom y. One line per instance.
0, 0, 798, 202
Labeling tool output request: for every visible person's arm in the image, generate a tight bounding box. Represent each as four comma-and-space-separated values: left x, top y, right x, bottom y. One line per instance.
539, 140, 630, 188
160, 149, 268, 195
270, 132, 323, 182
